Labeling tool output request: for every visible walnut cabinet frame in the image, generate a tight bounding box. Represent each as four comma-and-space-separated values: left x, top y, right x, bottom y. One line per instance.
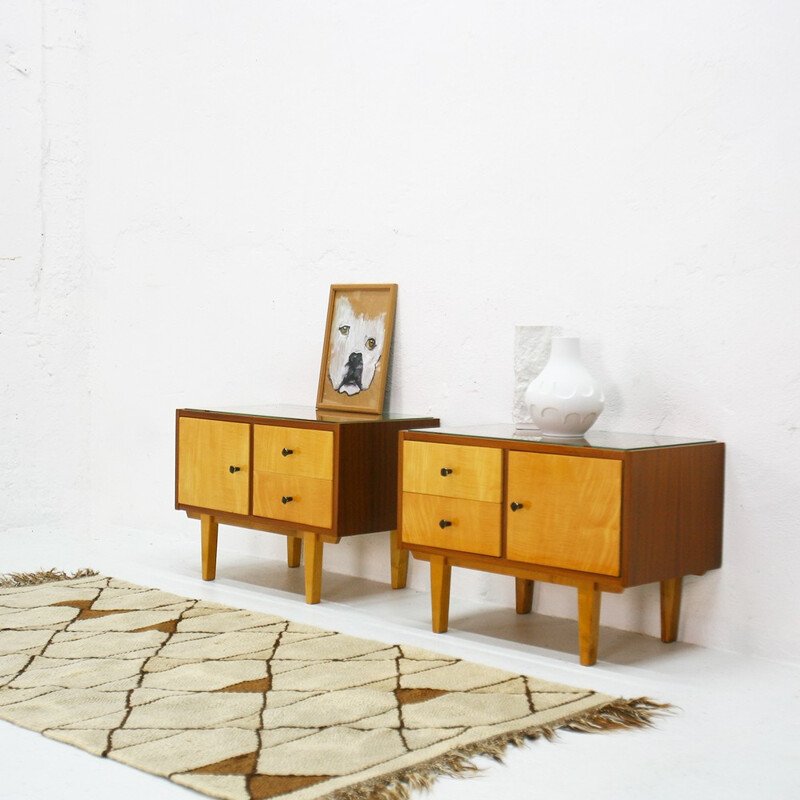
398, 426, 725, 666
176, 406, 439, 603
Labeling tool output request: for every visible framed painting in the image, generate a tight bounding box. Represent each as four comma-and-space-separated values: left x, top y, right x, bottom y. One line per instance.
316, 284, 398, 414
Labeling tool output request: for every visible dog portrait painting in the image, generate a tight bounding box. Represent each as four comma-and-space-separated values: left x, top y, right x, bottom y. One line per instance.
327, 295, 386, 396
317, 285, 397, 414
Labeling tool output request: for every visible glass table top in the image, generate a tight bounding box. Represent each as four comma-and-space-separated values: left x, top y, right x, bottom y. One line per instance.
407, 424, 716, 451
184, 405, 437, 425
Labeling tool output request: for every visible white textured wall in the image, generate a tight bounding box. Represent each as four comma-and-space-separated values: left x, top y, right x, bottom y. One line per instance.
1, 1, 89, 528
5, 1, 800, 662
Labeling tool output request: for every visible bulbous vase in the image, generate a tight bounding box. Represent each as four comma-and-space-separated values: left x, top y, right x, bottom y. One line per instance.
524, 337, 604, 437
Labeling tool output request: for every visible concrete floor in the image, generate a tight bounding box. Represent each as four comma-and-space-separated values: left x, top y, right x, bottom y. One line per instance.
2, 525, 798, 799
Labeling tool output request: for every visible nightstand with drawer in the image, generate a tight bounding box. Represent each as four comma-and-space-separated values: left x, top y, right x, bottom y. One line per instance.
176, 406, 439, 603
399, 426, 724, 665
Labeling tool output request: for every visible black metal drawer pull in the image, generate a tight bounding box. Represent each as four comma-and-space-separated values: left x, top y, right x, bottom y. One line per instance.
282, 448, 293, 457
282, 496, 293, 504
439, 519, 452, 529
510, 502, 523, 511
229, 466, 240, 473
440, 468, 452, 477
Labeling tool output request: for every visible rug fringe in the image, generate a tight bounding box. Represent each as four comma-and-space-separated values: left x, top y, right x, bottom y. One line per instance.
325, 698, 673, 800
562, 696, 674, 733
0, 568, 98, 588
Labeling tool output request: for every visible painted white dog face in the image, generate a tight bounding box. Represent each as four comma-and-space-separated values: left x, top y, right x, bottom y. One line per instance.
328, 296, 386, 396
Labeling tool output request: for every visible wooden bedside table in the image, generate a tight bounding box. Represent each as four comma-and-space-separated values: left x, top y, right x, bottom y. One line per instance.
399, 425, 724, 665
176, 405, 439, 603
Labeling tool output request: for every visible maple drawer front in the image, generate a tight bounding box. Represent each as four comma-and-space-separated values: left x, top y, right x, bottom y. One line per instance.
253, 425, 334, 480
177, 418, 250, 515
402, 441, 502, 502
506, 451, 622, 576
401, 492, 502, 556
252, 473, 333, 528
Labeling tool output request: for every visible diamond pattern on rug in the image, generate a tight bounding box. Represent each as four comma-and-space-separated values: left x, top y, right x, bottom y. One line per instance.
0, 574, 666, 800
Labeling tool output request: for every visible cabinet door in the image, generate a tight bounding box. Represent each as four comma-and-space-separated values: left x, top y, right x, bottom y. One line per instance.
506, 451, 622, 576
177, 417, 250, 515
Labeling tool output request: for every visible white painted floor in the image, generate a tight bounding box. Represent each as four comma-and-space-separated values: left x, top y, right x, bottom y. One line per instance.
2, 525, 798, 799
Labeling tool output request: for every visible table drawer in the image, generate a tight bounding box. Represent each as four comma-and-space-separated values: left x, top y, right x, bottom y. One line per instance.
253, 425, 333, 480
402, 440, 502, 502
253, 472, 333, 528
401, 492, 501, 556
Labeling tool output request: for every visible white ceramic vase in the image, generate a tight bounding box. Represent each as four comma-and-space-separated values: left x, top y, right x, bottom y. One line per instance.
524, 337, 604, 438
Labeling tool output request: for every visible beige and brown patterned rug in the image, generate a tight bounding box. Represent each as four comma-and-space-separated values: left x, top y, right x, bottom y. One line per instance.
0, 570, 668, 800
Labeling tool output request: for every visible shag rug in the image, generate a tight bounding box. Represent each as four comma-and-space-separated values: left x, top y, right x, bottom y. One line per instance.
0, 570, 669, 800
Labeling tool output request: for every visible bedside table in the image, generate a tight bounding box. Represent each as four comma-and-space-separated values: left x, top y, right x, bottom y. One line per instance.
176, 405, 439, 603
399, 425, 724, 665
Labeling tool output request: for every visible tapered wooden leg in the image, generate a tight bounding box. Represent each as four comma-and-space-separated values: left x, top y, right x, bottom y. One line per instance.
430, 556, 452, 633
660, 577, 683, 643
515, 578, 534, 614
577, 583, 601, 666
287, 535, 302, 568
390, 529, 409, 589
200, 514, 218, 581
303, 533, 323, 604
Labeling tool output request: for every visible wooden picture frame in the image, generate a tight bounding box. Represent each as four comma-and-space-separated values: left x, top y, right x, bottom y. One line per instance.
316, 284, 398, 415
